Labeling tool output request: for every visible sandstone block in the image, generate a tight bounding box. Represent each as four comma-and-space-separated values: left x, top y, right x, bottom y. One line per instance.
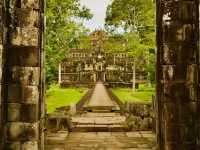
9, 66, 40, 85
5, 142, 21, 150
15, 9, 39, 27
7, 122, 39, 141
8, 46, 39, 67
10, 27, 39, 46
7, 103, 21, 121
9, 0, 39, 9
21, 141, 38, 150
8, 85, 39, 104
162, 43, 196, 65
20, 104, 38, 122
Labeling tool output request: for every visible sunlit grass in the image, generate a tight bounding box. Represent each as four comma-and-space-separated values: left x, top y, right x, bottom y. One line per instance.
112, 84, 155, 103
46, 85, 88, 113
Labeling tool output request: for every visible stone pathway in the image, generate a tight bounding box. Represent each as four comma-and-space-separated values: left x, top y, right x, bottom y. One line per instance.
45, 82, 156, 149
83, 82, 119, 111
45, 131, 156, 150
72, 112, 127, 132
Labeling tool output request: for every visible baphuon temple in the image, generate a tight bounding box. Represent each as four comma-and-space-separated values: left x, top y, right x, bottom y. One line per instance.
58, 30, 147, 87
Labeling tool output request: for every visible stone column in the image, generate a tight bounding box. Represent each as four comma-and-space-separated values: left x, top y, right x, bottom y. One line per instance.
58, 63, 61, 85
156, 0, 199, 149
0, 0, 6, 148
3, 0, 45, 149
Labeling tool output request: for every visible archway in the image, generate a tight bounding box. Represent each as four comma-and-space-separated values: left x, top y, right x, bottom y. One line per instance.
0, 0, 199, 149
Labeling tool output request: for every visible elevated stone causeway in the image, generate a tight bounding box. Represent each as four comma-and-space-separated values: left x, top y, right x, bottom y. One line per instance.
83, 82, 120, 112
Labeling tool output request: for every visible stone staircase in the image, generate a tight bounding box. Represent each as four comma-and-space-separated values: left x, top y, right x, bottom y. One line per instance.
72, 112, 128, 132
45, 131, 156, 150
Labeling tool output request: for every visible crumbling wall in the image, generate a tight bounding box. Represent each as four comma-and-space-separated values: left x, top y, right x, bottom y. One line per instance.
2, 0, 45, 149
156, 0, 199, 149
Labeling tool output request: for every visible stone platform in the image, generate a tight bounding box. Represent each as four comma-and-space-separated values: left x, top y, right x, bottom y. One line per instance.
45, 131, 156, 150
72, 112, 127, 132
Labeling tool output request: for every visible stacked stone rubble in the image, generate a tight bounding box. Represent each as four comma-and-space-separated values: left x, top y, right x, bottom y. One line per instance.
2, 0, 44, 149
156, 0, 199, 149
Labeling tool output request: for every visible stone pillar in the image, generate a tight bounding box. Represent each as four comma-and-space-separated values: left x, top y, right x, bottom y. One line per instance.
58, 63, 61, 85
156, 0, 199, 149
0, 0, 6, 148
3, 0, 45, 149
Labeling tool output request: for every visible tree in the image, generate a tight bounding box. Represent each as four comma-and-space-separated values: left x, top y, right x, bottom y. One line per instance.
105, 0, 156, 84
45, 0, 93, 86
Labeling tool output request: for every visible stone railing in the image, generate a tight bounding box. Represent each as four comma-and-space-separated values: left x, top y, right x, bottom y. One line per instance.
76, 88, 94, 111
123, 100, 155, 131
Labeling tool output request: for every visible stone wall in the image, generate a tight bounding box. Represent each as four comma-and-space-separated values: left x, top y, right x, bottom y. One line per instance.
156, 0, 199, 149
1, 0, 45, 149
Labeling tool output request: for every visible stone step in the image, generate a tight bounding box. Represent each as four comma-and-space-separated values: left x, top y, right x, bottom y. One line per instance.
83, 105, 120, 112
72, 124, 128, 132
81, 112, 121, 117
72, 116, 126, 125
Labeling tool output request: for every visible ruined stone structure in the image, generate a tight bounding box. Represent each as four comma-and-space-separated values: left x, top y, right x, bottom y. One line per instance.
0, 0, 199, 149
0, 0, 5, 149
59, 31, 146, 88
0, 0, 45, 149
156, 0, 199, 149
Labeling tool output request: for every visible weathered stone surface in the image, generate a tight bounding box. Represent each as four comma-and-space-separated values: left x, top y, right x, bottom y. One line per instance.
157, 0, 199, 149
2, 0, 44, 148
21, 141, 38, 150
10, 27, 39, 46
9, 67, 40, 85
8, 46, 40, 67
6, 122, 39, 141
45, 131, 156, 150
15, 9, 39, 27
5, 142, 21, 150
8, 85, 39, 104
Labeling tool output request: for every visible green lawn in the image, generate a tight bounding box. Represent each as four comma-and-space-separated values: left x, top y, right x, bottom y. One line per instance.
112, 84, 155, 103
46, 85, 88, 113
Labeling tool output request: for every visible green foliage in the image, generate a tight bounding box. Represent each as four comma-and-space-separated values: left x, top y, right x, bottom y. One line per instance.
46, 85, 88, 113
112, 84, 155, 103
45, 0, 93, 85
105, 0, 156, 83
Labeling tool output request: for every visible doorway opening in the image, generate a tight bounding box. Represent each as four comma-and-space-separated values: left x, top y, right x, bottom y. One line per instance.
45, 0, 157, 149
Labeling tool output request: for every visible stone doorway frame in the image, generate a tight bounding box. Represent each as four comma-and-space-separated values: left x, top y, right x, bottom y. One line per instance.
0, 0, 199, 149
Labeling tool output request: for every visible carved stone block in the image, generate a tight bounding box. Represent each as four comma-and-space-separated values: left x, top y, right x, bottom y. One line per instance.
6, 122, 39, 141
8, 46, 39, 67
21, 141, 38, 150
163, 23, 194, 43
162, 44, 196, 64
15, 9, 39, 27
20, 104, 38, 122
8, 85, 39, 104
5, 142, 21, 150
9, 66, 40, 85
21, 0, 39, 9
7, 103, 21, 121
9, 0, 39, 9
10, 27, 39, 46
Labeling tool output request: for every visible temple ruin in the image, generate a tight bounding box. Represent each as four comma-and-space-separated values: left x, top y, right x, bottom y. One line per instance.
0, 0, 199, 149
59, 30, 147, 88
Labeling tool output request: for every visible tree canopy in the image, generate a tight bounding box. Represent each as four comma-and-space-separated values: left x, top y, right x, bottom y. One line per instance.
45, 0, 93, 85
105, 0, 156, 83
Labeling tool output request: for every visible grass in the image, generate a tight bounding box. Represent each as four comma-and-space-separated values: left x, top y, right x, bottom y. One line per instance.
46, 85, 88, 113
112, 84, 155, 104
